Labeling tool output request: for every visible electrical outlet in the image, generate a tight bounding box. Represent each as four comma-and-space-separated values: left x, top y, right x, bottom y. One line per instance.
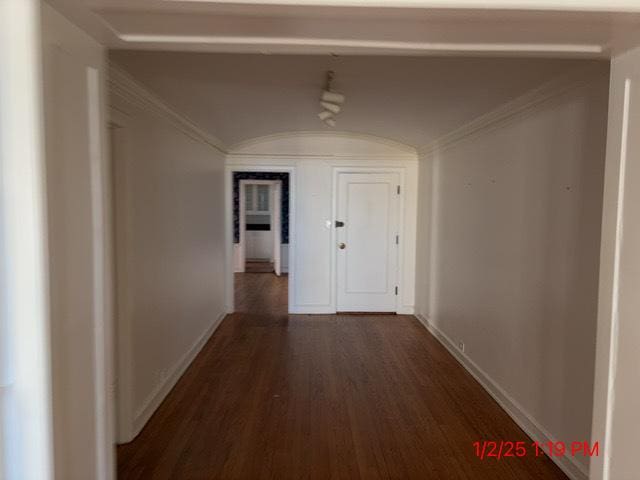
458, 341, 465, 353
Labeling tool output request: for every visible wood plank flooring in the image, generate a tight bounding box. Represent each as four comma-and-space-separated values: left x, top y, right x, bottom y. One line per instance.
117, 273, 568, 479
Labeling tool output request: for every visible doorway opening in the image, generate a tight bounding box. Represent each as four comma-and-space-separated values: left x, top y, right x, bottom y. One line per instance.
231, 171, 291, 313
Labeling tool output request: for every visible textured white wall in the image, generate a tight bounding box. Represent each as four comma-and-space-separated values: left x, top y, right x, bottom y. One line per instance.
111, 91, 226, 441
416, 70, 609, 476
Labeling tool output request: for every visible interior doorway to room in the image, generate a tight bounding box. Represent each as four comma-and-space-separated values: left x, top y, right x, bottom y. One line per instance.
239, 180, 282, 274
233, 172, 290, 312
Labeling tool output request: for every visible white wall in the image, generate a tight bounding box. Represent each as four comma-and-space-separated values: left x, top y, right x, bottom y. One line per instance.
228, 132, 418, 314
109, 67, 227, 441
416, 68, 609, 479
42, 5, 113, 480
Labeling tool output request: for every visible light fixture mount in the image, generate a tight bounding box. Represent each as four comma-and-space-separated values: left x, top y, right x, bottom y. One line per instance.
325, 70, 335, 91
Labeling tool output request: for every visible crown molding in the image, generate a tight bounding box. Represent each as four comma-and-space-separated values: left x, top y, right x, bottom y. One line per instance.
418, 65, 609, 158
108, 62, 227, 154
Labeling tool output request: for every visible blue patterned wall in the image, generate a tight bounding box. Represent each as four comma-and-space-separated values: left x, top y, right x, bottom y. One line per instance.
233, 172, 289, 244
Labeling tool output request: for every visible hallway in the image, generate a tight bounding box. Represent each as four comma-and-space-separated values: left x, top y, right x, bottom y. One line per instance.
117, 273, 567, 479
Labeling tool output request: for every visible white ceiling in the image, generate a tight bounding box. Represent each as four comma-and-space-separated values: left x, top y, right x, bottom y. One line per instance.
46, 0, 616, 146
110, 51, 608, 147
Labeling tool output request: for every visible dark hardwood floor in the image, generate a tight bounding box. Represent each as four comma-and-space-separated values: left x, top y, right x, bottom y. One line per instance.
117, 273, 568, 479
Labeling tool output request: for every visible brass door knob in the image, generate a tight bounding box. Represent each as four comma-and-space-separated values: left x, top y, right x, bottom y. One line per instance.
338, 242, 346, 249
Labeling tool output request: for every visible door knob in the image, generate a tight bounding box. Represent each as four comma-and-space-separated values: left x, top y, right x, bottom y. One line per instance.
338, 242, 346, 249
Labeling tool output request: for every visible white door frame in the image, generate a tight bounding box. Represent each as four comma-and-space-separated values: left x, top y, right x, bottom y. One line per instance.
0, 2, 54, 478
225, 166, 294, 313
271, 181, 282, 276
40, 6, 113, 479
331, 167, 406, 314
590, 47, 640, 480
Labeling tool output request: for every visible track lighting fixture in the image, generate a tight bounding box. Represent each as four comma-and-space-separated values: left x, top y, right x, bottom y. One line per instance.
318, 70, 345, 128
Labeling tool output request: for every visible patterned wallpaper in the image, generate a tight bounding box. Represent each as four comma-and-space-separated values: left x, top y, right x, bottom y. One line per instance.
233, 172, 290, 244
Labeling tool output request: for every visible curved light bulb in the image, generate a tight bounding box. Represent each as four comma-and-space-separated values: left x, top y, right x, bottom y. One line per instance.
321, 90, 345, 104
320, 101, 341, 114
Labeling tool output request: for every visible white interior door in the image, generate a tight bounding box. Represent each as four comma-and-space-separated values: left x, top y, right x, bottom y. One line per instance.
272, 182, 282, 276
336, 172, 400, 312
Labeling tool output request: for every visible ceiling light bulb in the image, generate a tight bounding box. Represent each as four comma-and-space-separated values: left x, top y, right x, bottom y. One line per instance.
321, 90, 345, 104
324, 118, 336, 128
318, 111, 334, 121
320, 101, 341, 114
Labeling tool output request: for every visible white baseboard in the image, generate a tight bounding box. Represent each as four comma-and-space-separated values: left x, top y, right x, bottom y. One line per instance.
289, 305, 336, 314
289, 306, 414, 315
130, 311, 227, 439
415, 314, 588, 480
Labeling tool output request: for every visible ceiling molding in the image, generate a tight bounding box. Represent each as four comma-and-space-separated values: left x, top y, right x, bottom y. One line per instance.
107, 66, 418, 158
418, 65, 609, 157
157, 0, 640, 12
108, 62, 228, 153
228, 131, 418, 156
116, 35, 604, 56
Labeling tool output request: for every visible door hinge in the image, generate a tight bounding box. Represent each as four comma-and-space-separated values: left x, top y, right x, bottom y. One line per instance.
397, 185, 401, 195
395, 286, 398, 295
395, 235, 399, 245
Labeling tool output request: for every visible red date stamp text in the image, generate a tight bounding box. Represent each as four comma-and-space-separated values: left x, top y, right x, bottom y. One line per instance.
473, 441, 599, 460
